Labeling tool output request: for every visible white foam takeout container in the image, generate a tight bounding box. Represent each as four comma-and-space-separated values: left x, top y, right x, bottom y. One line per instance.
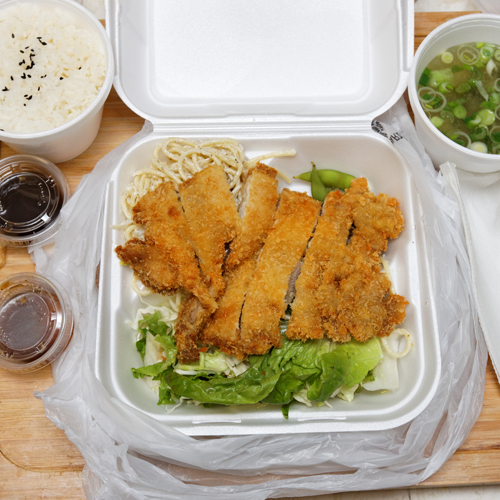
96, 0, 440, 436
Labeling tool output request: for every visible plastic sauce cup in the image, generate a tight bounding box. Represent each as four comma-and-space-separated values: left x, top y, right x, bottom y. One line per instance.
0, 155, 70, 246
0, 273, 74, 373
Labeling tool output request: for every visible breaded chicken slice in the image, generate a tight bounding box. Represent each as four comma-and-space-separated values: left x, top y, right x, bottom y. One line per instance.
287, 191, 353, 341
179, 164, 241, 299
115, 181, 216, 312
201, 163, 279, 356
342, 177, 404, 253
201, 258, 256, 359
318, 179, 407, 343
224, 163, 278, 270
115, 239, 178, 295
240, 189, 321, 355
175, 295, 212, 364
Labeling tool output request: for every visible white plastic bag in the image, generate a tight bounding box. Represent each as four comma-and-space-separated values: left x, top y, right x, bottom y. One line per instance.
34, 99, 487, 499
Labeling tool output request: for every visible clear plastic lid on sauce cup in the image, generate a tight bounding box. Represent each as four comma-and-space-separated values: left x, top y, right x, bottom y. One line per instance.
0, 273, 74, 373
0, 155, 70, 246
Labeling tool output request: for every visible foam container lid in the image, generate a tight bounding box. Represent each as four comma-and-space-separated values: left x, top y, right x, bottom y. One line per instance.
97, 0, 441, 436
107, 0, 413, 126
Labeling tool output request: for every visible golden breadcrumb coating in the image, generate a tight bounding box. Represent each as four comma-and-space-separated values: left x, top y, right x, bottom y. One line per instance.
240, 189, 321, 354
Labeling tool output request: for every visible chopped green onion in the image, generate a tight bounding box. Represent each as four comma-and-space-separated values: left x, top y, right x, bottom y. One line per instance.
448, 131, 471, 148
469, 141, 488, 153
495, 49, 500, 62
462, 63, 473, 72
491, 131, 500, 143
441, 52, 454, 64
486, 58, 498, 77
428, 68, 454, 88
476, 80, 490, 100
440, 109, 455, 123
489, 92, 500, 104
479, 45, 495, 64
438, 82, 454, 93
431, 116, 444, 128
471, 67, 483, 80
478, 108, 495, 125
456, 82, 472, 94
469, 113, 482, 126
458, 45, 479, 65
480, 100, 496, 110
452, 64, 463, 73
419, 67, 431, 86
471, 126, 487, 141
453, 105, 467, 119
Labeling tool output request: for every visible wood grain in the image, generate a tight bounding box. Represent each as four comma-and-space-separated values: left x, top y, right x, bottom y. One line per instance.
0, 11, 499, 499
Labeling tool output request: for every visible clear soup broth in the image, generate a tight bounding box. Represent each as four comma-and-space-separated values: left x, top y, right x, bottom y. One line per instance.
418, 42, 500, 154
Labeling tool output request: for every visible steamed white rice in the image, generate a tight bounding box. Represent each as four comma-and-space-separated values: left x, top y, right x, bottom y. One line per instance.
0, 2, 106, 134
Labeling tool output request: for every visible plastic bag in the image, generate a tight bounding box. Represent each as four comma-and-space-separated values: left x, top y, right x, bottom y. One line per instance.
34, 98, 487, 499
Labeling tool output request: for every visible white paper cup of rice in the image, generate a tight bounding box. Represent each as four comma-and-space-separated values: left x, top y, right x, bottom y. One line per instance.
0, 0, 114, 163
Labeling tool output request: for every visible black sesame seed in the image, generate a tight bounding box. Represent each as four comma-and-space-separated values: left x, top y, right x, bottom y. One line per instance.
10, 76, 13, 81
2, 87, 9, 92
23, 104, 26, 107
41, 42, 47, 46
0, 129, 4, 131
11, 33, 15, 38
24, 94, 28, 97
60, 77, 63, 80
25, 46, 29, 49
38, 87, 40, 91
27, 75, 31, 78
78, 66, 82, 70
20, 50, 24, 54
27, 96, 32, 100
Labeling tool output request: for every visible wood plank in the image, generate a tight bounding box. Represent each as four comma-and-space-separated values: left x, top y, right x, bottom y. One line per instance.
0, 11, 499, 499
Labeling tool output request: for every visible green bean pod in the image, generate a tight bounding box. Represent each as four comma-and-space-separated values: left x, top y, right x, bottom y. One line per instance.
310, 164, 328, 202
294, 168, 355, 190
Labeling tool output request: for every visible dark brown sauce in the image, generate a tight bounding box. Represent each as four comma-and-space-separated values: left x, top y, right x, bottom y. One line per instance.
0, 170, 63, 236
0, 287, 63, 363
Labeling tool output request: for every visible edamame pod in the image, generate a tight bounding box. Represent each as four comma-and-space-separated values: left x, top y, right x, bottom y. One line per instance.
294, 168, 355, 190
310, 164, 328, 202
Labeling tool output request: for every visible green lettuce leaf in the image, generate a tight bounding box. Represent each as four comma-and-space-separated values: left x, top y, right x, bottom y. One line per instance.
138, 311, 172, 337
132, 361, 171, 379
166, 356, 281, 405
307, 337, 383, 402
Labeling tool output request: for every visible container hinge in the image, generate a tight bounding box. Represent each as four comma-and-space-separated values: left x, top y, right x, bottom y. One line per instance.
149, 117, 373, 135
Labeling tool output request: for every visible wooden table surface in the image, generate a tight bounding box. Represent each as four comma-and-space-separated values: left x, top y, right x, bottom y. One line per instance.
1, 11, 499, 500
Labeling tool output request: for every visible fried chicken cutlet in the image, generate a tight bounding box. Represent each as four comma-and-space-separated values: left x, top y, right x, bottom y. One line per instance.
175, 164, 242, 363
115, 181, 216, 312
240, 189, 321, 355
224, 163, 279, 270
201, 164, 279, 358
317, 177, 408, 343
287, 190, 353, 341
179, 164, 241, 298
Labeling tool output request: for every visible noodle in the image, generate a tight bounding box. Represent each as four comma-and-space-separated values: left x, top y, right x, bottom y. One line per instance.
120, 137, 295, 242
